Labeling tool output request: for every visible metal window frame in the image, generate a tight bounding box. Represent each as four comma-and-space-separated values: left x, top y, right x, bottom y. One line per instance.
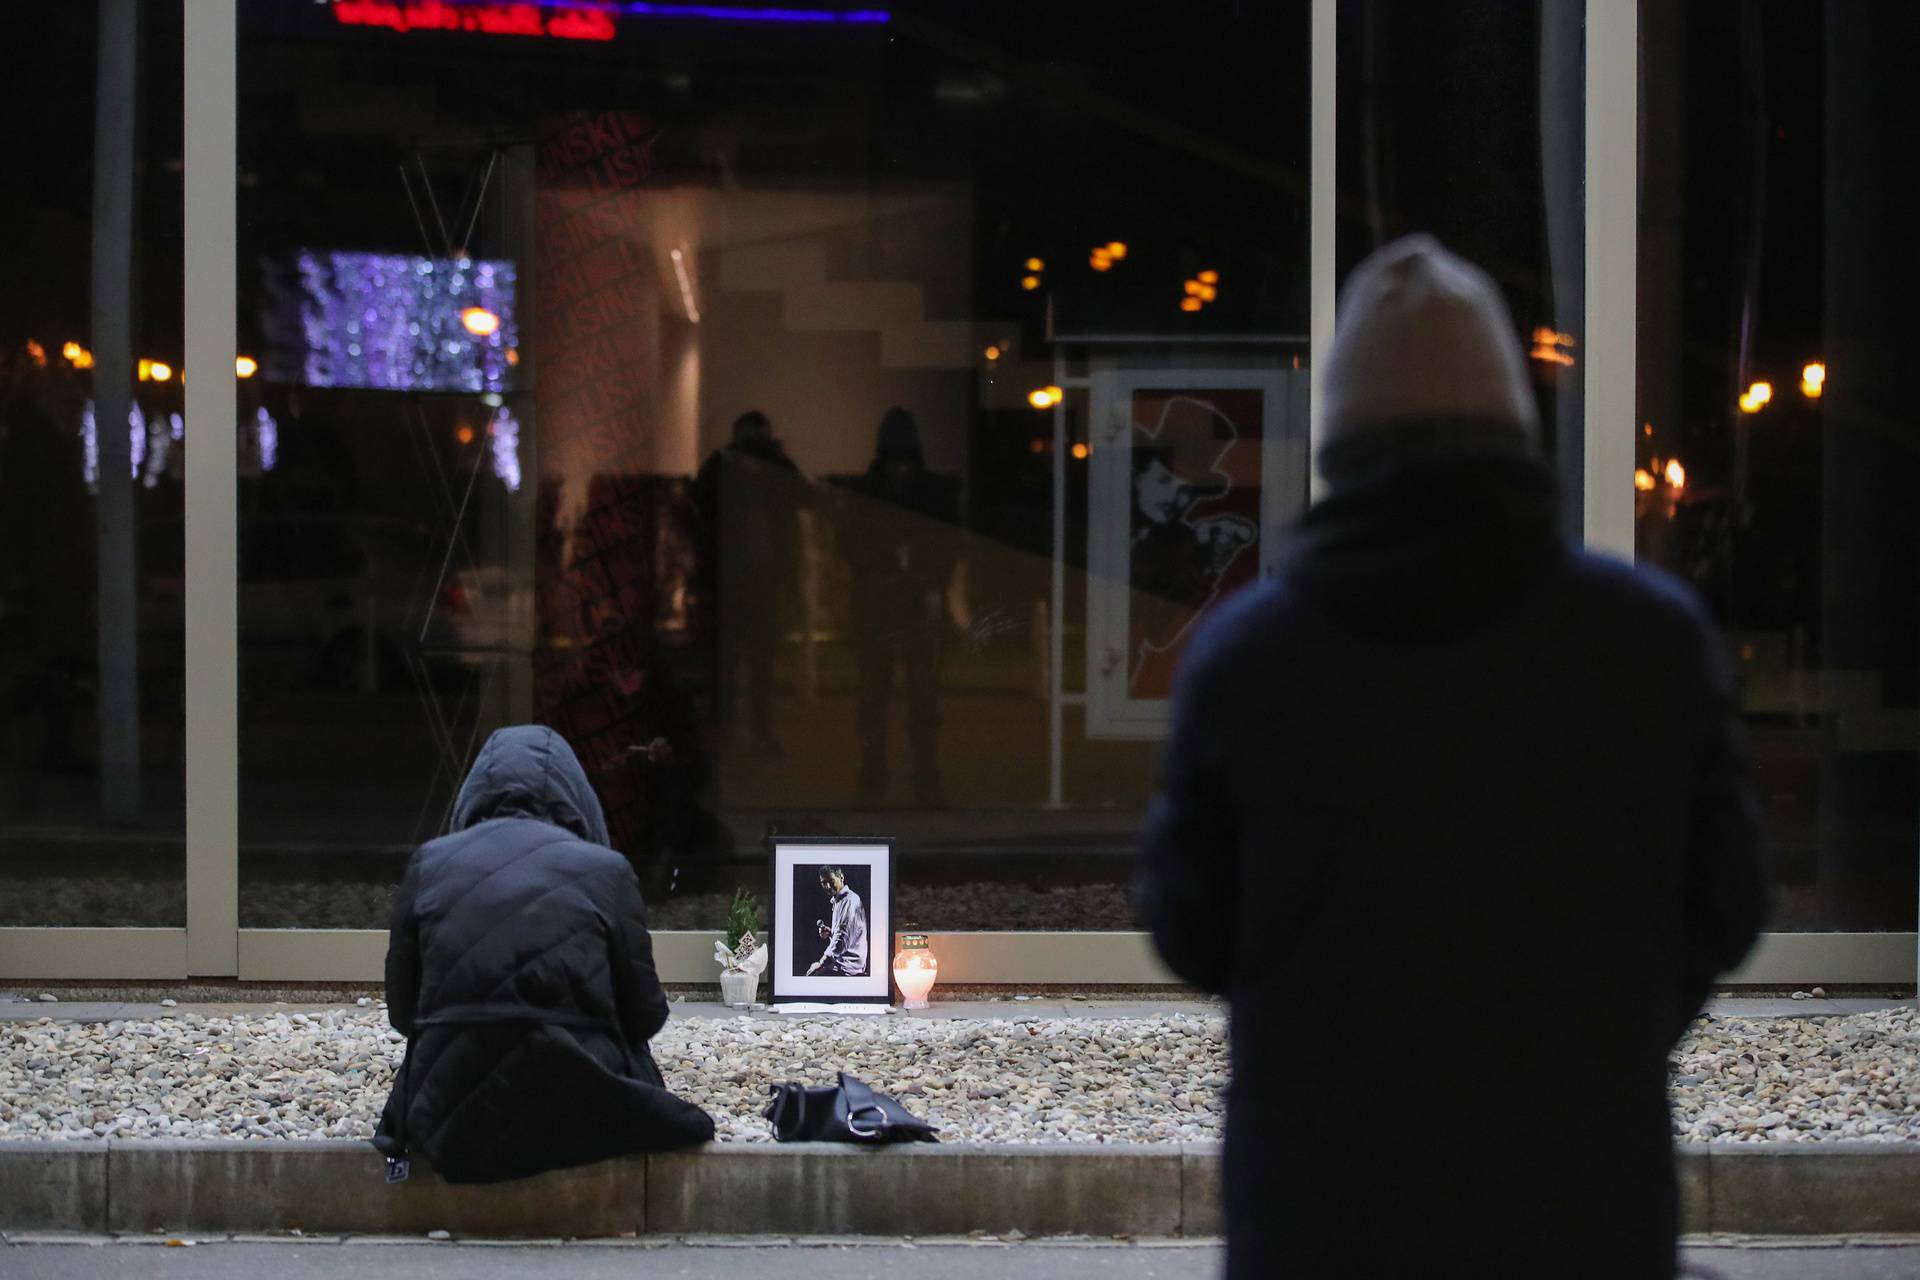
6, 0, 1912, 990
183, 0, 241, 978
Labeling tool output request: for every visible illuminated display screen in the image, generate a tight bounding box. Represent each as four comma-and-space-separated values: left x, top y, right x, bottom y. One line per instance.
263, 250, 519, 394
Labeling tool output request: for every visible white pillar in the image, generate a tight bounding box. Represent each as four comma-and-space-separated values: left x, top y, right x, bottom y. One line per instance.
1582, 0, 1638, 557
1308, 0, 1336, 505
184, 0, 238, 977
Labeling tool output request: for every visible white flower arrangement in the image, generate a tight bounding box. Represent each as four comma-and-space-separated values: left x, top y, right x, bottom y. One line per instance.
715, 930, 769, 977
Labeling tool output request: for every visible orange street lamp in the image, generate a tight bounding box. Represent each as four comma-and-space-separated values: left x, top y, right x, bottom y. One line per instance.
1664, 459, 1686, 491
1634, 468, 1657, 492
235, 356, 259, 379
1801, 361, 1825, 399
460, 307, 501, 337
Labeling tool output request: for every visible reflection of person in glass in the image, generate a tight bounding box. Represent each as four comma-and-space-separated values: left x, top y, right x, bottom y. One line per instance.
1129, 398, 1255, 680
805, 866, 868, 977
836, 408, 959, 806
693, 410, 808, 756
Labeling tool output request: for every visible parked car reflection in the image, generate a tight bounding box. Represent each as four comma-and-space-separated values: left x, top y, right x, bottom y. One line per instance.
143, 516, 512, 690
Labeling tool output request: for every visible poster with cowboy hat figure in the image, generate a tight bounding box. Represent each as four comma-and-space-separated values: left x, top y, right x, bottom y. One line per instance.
1086, 366, 1308, 738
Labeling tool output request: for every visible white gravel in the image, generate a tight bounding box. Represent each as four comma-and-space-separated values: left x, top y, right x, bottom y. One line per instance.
2, 1008, 1917, 1146
0, 1010, 1225, 1145
1670, 1009, 1920, 1141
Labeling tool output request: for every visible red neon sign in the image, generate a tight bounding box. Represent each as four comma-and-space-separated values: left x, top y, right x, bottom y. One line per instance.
332, 1, 618, 41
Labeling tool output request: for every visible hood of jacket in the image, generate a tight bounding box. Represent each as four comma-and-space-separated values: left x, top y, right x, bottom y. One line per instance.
449, 725, 610, 845
1282, 452, 1568, 642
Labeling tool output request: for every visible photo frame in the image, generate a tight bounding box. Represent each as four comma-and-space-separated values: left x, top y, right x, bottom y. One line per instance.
767, 836, 894, 1005
1085, 365, 1310, 739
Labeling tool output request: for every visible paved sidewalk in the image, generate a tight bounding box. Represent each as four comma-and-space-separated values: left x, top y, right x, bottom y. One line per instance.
5, 1236, 1920, 1279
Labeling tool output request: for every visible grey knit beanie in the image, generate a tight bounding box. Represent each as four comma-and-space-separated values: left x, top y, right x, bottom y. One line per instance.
1317, 235, 1539, 491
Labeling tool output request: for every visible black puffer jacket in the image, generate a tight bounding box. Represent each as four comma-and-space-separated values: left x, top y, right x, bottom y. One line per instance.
374, 725, 714, 1183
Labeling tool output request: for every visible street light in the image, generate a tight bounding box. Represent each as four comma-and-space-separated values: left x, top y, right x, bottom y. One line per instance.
235, 356, 258, 379
460, 307, 501, 337
1801, 361, 1825, 399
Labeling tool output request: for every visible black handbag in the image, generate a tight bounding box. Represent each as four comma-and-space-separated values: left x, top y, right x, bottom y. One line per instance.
763, 1072, 939, 1144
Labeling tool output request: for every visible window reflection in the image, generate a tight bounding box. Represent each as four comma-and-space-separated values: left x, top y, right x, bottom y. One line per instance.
1638, 2, 1920, 931
233, 1, 1310, 931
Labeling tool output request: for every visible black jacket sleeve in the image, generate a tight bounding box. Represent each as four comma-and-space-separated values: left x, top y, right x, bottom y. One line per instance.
1135, 635, 1239, 995
611, 867, 672, 1048
383, 852, 424, 1037
1677, 612, 1772, 1021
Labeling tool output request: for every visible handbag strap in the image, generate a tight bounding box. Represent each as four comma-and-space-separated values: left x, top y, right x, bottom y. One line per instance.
838, 1072, 888, 1139
765, 1081, 805, 1138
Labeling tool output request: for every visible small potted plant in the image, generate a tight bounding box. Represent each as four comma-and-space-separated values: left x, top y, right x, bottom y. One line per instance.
714, 888, 768, 1008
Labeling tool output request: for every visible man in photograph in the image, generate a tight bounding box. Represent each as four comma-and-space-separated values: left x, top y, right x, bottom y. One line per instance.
805, 866, 868, 976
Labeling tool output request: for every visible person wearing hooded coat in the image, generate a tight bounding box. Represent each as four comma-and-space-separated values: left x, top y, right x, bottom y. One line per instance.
374, 725, 715, 1184
1135, 237, 1769, 1278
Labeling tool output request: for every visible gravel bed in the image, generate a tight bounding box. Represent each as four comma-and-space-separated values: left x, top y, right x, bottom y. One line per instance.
4, 1008, 1917, 1146
0, 1010, 1225, 1145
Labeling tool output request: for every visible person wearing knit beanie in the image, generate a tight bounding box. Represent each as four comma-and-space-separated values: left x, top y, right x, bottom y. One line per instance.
1137, 238, 1769, 1279
1317, 233, 1540, 493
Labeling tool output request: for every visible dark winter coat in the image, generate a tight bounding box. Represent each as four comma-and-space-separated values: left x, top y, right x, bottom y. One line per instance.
374, 725, 714, 1184
1136, 457, 1769, 1279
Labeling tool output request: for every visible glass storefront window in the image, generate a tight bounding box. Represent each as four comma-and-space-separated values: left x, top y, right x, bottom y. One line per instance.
1638, 3, 1920, 932
234, 1, 1310, 934
1337, 0, 1585, 511
0, 4, 186, 928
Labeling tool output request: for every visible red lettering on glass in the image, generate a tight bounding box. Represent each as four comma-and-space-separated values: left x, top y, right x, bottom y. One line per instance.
331, 1, 616, 42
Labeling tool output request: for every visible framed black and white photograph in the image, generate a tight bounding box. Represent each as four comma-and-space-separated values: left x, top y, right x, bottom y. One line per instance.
768, 836, 893, 1005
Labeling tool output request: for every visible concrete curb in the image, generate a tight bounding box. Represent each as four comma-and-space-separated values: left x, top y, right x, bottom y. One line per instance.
4, 1141, 1920, 1238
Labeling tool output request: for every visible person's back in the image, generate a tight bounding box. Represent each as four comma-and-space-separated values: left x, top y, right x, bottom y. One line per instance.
1136, 237, 1769, 1278
375, 725, 713, 1184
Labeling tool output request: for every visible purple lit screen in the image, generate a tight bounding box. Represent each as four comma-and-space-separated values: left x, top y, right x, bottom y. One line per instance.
263, 250, 519, 393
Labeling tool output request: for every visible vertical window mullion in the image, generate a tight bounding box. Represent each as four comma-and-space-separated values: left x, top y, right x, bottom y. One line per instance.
184, 0, 239, 977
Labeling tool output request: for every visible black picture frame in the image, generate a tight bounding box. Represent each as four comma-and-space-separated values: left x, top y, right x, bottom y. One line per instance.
765, 835, 895, 1006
